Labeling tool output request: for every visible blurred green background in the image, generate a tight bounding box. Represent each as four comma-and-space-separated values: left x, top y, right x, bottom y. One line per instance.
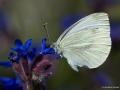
0, 0, 120, 90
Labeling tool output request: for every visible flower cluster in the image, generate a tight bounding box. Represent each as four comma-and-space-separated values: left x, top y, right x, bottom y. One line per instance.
9, 39, 36, 62
0, 38, 58, 90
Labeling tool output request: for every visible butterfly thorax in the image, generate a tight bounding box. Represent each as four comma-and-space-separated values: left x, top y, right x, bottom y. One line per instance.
52, 43, 63, 57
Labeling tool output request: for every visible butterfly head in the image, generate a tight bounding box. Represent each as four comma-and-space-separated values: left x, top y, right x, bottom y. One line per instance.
51, 43, 63, 58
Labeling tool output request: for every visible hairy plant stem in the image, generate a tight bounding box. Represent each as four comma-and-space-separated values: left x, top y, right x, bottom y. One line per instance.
19, 59, 33, 90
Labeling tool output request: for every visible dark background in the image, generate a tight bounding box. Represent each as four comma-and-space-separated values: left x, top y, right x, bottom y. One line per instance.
0, 0, 120, 90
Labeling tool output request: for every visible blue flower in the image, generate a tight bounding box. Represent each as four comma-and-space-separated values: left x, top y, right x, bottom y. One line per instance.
8, 52, 19, 63
0, 77, 22, 90
11, 39, 32, 55
27, 48, 36, 60
40, 38, 55, 55
0, 62, 22, 90
0, 62, 23, 90
0, 61, 12, 67
10, 39, 36, 61
93, 71, 112, 86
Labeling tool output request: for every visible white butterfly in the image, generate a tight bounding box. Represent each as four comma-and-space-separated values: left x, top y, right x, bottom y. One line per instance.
53, 13, 111, 71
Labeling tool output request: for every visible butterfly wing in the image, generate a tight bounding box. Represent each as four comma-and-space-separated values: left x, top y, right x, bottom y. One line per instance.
54, 13, 111, 71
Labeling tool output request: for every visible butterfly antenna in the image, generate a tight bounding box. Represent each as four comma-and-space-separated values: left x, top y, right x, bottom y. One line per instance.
42, 22, 51, 44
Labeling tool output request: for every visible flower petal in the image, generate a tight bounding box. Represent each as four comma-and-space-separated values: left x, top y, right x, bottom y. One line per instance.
41, 38, 47, 51
11, 47, 24, 54
14, 39, 23, 47
27, 48, 36, 61
24, 39, 32, 50
42, 48, 55, 54
0, 77, 22, 90
0, 61, 12, 67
